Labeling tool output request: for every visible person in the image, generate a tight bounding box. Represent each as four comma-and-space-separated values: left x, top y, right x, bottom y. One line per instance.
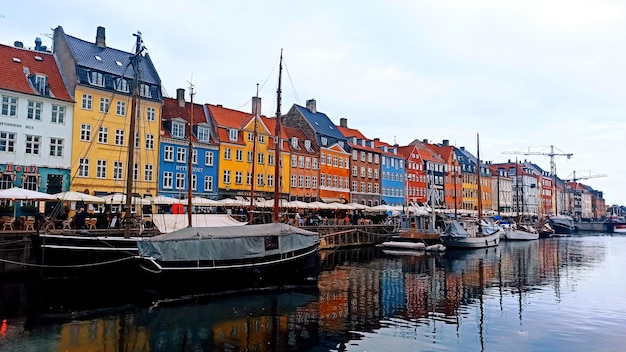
74, 207, 87, 230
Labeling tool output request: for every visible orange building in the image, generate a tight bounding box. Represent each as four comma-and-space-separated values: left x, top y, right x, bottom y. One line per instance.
283, 125, 319, 202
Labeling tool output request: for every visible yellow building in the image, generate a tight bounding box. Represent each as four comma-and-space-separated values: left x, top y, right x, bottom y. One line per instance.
207, 98, 289, 201
53, 26, 163, 199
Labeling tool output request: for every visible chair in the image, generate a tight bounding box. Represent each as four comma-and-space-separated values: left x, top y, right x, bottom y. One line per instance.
2, 217, 15, 231
88, 218, 97, 229
62, 218, 72, 230
24, 218, 35, 231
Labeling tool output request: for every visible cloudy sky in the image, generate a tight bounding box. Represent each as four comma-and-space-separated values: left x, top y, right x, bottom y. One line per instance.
2, 0, 624, 205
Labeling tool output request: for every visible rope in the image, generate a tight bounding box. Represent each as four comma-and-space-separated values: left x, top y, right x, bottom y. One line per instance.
0, 255, 136, 269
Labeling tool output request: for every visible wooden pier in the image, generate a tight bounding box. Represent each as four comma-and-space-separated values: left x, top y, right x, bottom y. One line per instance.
301, 224, 397, 250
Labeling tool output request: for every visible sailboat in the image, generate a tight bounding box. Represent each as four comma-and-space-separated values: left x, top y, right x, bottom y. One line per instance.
133, 50, 320, 283
440, 133, 501, 248
504, 162, 539, 241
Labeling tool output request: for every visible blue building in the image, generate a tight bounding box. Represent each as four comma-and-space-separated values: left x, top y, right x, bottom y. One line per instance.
159, 88, 219, 206
375, 140, 405, 206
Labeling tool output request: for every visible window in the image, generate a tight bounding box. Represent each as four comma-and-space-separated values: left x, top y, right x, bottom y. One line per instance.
267, 174, 274, 187
235, 149, 243, 161
146, 106, 156, 122
291, 155, 297, 167
291, 137, 299, 149
140, 84, 151, 98
257, 174, 265, 187
224, 148, 232, 160
361, 151, 366, 162
191, 174, 197, 190
192, 149, 198, 164
223, 170, 231, 184
81, 94, 92, 110
172, 122, 185, 138
205, 151, 214, 166
333, 156, 338, 166
368, 168, 372, 178
116, 101, 126, 116
235, 171, 243, 184
352, 166, 357, 176
163, 172, 173, 189
298, 156, 304, 168
89, 71, 104, 86
96, 160, 107, 178
51, 105, 65, 123
367, 153, 373, 163
268, 154, 274, 166
145, 134, 154, 150
320, 136, 327, 146
304, 140, 311, 150
291, 174, 297, 187
246, 172, 252, 186
99, 97, 110, 113
78, 158, 89, 177
113, 161, 123, 180
305, 157, 311, 169
248, 132, 254, 142
247, 151, 253, 163
257, 153, 265, 165
133, 163, 139, 181
258, 134, 265, 143
352, 150, 358, 160
1, 96, 18, 117
115, 78, 129, 93
352, 181, 357, 192
312, 176, 317, 189
360, 182, 366, 192
164, 146, 174, 161
204, 176, 213, 191
197, 127, 209, 142
49, 138, 63, 157
144, 164, 153, 181
312, 158, 319, 170
177, 148, 187, 163
305, 176, 311, 188
360, 167, 366, 178
98, 127, 108, 144
25, 135, 41, 155
115, 129, 125, 146
80, 124, 91, 141
333, 175, 338, 188
27, 101, 42, 120
229, 129, 238, 141
176, 173, 185, 189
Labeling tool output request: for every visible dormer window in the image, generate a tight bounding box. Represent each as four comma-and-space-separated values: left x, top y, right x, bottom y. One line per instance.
339, 141, 345, 148
172, 122, 185, 138
197, 127, 209, 142
115, 78, 129, 93
140, 84, 152, 98
304, 140, 311, 151
361, 139, 366, 147
34, 75, 48, 95
89, 71, 104, 87
229, 129, 238, 141
291, 137, 299, 149
320, 136, 327, 146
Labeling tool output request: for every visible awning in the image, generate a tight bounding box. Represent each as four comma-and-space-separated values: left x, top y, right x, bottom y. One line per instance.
321, 197, 342, 203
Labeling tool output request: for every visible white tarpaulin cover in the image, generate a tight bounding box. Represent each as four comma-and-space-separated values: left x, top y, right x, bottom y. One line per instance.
137, 222, 319, 262
151, 214, 246, 233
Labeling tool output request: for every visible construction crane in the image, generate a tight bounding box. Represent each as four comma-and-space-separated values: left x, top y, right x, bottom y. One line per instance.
563, 170, 607, 183
502, 145, 573, 214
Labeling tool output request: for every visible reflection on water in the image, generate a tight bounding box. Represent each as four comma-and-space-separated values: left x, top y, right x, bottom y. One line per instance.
1, 235, 625, 351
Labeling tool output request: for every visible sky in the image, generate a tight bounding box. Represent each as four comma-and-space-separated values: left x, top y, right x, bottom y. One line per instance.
1, 0, 624, 205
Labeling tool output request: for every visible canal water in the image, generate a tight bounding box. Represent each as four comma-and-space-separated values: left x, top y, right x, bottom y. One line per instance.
0, 233, 624, 351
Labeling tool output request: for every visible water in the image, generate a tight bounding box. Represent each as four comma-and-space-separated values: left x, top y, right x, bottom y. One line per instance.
1, 233, 625, 351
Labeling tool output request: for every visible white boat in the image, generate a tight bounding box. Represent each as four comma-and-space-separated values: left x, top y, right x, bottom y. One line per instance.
440, 220, 501, 248
504, 223, 539, 241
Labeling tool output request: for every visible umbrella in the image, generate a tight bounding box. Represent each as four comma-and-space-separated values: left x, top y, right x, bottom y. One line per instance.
0, 187, 55, 217
53, 191, 105, 203
149, 195, 184, 205
0, 187, 55, 201
101, 193, 148, 205
346, 202, 369, 210
191, 196, 221, 206
287, 200, 310, 209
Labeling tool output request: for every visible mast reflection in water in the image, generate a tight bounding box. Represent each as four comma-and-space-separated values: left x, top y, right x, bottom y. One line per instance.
1, 235, 625, 351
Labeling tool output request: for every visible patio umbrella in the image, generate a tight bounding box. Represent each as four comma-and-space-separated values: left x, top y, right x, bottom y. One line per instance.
149, 195, 184, 205
287, 200, 310, 209
53, 191, 105, 203
0, 187, 55, 217
191, 196, 221, 206
101, 193, 148, 205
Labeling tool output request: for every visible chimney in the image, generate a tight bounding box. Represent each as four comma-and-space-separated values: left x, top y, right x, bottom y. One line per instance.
374, 138, 380, 142
339, 118, 347, 128
423, 139, 428, 144
442, 139, 449, 146
14, 41, 23, 48
34, 37, 42, 51
306, 99, 316, 113
460, 146, 465, 151
176, 88, 185, 107
252, 96, 262, 116
96, 26, 106, 48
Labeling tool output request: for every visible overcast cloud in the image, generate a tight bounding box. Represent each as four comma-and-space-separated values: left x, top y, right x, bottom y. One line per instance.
2, 0, 624, 204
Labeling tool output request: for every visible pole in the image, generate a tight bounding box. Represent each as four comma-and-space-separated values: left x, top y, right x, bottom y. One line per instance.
249, 84, 259, 224
272, 49, 283, 222
186, 82, 194, 227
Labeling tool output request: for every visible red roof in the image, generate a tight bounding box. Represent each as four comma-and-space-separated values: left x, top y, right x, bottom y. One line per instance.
0, 44, 73, 102
161, 97, 210, 142
206, 104, 254, 145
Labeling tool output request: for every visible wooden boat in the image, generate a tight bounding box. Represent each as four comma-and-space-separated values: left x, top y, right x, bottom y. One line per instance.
504, 223, 539, 241
440, 133, 501, 249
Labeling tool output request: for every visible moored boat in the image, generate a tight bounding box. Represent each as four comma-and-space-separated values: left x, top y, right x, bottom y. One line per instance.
548, 215, 576, 235
440, 219, 501, 248
504, 223, 539, 241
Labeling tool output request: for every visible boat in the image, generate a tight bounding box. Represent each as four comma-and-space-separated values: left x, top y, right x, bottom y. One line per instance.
605, 215, 626, 233
548, 214, 576, 235
134, 50, 320, 282
537, 221, 555, 238
440, 133, 501, 249
504, 222, 539, 241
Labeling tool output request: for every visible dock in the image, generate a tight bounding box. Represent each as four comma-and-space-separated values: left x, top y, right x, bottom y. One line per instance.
302, 224, 397, 250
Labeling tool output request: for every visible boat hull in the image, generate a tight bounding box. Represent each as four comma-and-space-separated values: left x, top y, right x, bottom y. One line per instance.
504, 229, 539, 241
440, 232, 500, 248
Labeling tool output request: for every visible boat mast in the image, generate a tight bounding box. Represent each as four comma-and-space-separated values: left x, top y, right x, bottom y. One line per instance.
272, 50, 283, 222
249, 84, 259, 224
476, 133, 483, 228
515, 158, 520, 222
187, 81, 195, 227
124, 32, 144, 238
